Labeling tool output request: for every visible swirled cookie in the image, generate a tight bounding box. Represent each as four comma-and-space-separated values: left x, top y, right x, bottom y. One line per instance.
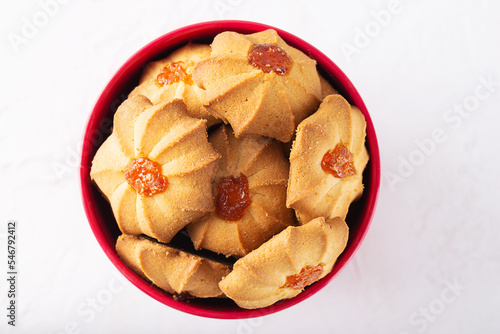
116, 234, 231, 298
219, 217, 348, 309
287, 94, 369, 223
129, 43, 220, 127
90, 95, 220, 243
187, 125, 294, 257
193, 29, 322, 142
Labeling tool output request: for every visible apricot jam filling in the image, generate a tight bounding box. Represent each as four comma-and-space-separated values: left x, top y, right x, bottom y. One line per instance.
155, 61, 193, 86
125, 157, 168, 196
215, 173, 251, 221
281, 265, 324, 290
321, 144, 356, 178
248, 44, 292, 75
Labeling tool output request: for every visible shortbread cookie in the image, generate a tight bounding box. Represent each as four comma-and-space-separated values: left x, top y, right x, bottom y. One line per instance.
193, 29, 322, 142
219, 217, 348, 309
287, 94, 369, 223
90, 95, 220, 243
116, 234, 231, 298
187, 125, 294, 257
129, 43, 220, 126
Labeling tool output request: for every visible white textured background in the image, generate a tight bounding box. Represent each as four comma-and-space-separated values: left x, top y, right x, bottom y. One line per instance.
1, 0, 499, 333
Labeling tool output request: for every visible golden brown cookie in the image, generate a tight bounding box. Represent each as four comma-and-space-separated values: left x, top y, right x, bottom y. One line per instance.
116, 234, 231, 298
219, 217, 348, 309
129, 43, 220, 127
193, 29, 322, 142
287, 94, 369, 223
187, 125, 294, 257
90, 95, 220, 243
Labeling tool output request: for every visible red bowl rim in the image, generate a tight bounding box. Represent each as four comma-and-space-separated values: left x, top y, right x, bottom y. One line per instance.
80, 20, 381, 319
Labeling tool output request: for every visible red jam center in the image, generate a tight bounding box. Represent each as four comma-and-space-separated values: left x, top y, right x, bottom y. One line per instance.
155, 61, 193, 86
125, 157, 168, 196
248, 44, 292, 75
282, 265, 324, 290
321, 144, 356, 178
215, 173, 251, 221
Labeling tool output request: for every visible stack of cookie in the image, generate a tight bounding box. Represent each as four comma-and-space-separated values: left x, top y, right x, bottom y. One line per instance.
90, 29, 368, 309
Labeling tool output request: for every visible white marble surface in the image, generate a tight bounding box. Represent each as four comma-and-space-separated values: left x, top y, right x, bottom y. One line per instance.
1, 0, 499, 333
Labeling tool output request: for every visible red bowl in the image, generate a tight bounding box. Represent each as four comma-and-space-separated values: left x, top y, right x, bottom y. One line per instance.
80, 20, 380, 319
